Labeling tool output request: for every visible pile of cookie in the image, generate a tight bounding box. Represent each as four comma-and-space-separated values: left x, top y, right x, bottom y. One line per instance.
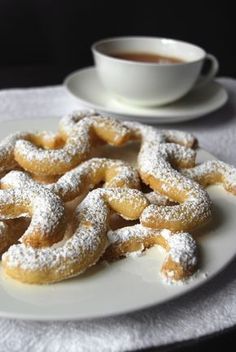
0, 111, 235, 284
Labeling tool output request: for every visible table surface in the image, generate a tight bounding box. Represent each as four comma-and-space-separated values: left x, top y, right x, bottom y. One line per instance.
0, 64, 236, 352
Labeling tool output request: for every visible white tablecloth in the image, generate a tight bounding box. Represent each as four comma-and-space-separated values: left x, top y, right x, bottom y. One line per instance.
0, 78, 236, 352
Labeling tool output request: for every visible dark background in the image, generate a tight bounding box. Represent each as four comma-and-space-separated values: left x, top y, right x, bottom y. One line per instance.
0, 1, 236, 351
0, 0, 236, 88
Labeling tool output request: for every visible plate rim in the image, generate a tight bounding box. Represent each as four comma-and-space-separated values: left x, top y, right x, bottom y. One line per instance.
1, 251, 236, 322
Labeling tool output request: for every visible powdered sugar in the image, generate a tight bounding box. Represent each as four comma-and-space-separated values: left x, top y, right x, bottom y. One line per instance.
14, 118, 93, 175
0, 171, 65, 246
14, 113, 133, 176
182, 160, 236, 193
123, 121, 196, 148
137, 139, 212, 229
107, 224, 198, 281
161, 229, 198, 269
0, 131, 32, 174
115, 120, 212, 230
59, 110, 97, 136
48, 158, 140, 201
0, 113, 214, 283
3, 190, 109, 272
59, 111, 132, 144
145, 191, 172, 206
3, 188, 148, 282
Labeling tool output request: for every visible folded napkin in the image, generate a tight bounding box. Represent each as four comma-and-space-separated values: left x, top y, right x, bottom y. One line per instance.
0, 78, 236, 352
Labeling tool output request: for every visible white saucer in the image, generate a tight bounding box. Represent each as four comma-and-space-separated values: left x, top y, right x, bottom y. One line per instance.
64, 67, 228, 123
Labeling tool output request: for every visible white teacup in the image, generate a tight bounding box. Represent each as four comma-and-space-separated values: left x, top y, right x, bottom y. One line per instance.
92, 36, 219, 107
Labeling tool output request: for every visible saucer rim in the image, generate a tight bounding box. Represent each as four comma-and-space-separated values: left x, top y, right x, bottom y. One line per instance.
64, 66, 228, 123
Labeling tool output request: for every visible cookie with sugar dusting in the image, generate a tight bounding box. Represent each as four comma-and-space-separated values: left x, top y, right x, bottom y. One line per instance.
2, 188, 149, 284
0, 171, 66, 248
123, 120, 198, 149
14, 112, 133, 176
56, 113, 207, 231
0, 131, 62, 175
182, 160, 236, 195
0, 112, 219, 285
59, 110, 132, 145
124, 121, 212, 231
2, 111, 199, 180
47, 157, 141, 202
105, 225, 198, 282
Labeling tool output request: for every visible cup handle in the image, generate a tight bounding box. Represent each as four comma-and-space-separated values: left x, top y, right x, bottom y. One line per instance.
194, 54, 219, 89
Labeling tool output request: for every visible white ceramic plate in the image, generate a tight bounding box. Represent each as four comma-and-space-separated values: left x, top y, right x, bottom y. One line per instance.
64, 67, 228, 123
0, 117, 236, 321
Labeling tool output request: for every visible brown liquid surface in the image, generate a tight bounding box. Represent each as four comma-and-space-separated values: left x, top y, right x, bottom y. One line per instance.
111, 52, 184, 64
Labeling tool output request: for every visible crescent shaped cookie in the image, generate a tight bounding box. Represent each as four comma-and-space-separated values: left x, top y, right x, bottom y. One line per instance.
0, 131, 64, 175
1, 113, 230, 286
47, 158, 141, 201
0, 171, 66, 248
182, 160, 236, 195
2, 188, 149, 284
106, 225, 198, 282
14, 113, 132, 176
126, 122, 212, 231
